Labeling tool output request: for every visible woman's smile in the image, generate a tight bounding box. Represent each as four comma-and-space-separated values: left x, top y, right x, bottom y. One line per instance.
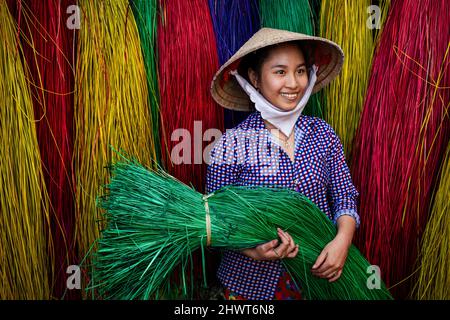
280, 92, 299, 101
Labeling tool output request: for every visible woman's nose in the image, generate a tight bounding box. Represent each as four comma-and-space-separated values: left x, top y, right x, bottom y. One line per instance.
285, 72, 299, 88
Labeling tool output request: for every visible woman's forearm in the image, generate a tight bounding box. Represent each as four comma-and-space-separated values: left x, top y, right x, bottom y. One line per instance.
334, 215, 356, 247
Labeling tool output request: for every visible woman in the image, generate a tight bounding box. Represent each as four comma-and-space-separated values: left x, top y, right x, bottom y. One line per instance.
207, 28, 360, 300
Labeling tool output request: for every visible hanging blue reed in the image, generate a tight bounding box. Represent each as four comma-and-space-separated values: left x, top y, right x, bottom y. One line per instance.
207, 0, 261, 129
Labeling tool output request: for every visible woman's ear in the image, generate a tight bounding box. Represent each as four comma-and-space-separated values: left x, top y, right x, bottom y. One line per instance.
248, 68, 259, 89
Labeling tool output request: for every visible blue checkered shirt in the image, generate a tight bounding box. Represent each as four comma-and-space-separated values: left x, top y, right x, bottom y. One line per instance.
206, 112, 360, 300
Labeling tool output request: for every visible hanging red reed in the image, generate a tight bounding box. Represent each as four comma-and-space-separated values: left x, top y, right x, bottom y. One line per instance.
18, 0, 77, 299
157, 0, 224, 194
351, 0, 450, 298
156, 0, 224, 298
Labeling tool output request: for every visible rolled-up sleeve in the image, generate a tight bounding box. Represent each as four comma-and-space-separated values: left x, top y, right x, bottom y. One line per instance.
206, 131, 241, 194
326, 129, 360, 228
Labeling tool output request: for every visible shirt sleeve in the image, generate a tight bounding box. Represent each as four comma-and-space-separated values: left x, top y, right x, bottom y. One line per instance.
206, 130, 241, 194
326, 128, 360, 228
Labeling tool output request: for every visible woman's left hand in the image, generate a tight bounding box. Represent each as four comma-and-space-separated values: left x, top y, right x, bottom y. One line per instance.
310, 236, 351, 282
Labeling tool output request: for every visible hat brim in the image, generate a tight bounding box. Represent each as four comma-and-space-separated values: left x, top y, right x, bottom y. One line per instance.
210, 28, 344, 111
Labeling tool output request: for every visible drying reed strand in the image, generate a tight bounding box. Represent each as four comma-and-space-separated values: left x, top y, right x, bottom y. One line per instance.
413, 142, 450, 299
320, 0, 374, 159
0, 0, 51, 299
207, 0, 260, 129
74, 0, 157, 276
17, 0, 78, 298
157, 0, 224, 192
131, 0, 162, 165
351, 0, 450, 298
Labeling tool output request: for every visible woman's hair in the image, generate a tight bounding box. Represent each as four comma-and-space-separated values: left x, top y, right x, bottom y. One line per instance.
237, 41, 313, 83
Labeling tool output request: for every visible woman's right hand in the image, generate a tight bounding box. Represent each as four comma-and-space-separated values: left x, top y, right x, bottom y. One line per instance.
241, 228, 299, 261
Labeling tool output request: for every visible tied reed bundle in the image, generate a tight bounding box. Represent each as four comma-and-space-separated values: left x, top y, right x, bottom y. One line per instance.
88, 160, 393, 300
18, 0, 77, 298
351, 0, 450, 298
320, 0, 374, 159
157, 0, 224, 192
0, 0, 51, 299
74, 0, 157, 271
413, 143, 450, 299
259, 0, 323, 118
207, 0, 260, 129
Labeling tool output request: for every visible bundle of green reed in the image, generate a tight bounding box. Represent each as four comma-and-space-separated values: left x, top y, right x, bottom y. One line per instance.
88, 159, 393, 300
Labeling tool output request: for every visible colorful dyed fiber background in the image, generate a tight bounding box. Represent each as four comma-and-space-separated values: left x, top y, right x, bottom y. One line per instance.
0, 0, 448, 300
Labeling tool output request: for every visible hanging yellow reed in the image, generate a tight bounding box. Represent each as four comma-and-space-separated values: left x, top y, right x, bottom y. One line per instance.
0, 0, 51, 299
413, 142, 450, 299
320, 0, 375, 159
74, 0, 157, 269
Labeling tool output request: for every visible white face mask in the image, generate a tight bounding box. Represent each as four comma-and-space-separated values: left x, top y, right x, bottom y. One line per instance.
231, 65, 318, 137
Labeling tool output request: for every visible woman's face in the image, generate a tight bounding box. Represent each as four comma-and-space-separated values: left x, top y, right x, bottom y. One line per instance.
248, 43, 308, 111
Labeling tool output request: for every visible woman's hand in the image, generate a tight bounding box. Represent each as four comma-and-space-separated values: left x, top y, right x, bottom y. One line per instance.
311, 235, 351, 282
241, 228, 299, 261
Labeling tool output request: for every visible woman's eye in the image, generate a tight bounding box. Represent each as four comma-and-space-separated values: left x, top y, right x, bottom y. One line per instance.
297, 68, 306, 75
275, 70, 285, 75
